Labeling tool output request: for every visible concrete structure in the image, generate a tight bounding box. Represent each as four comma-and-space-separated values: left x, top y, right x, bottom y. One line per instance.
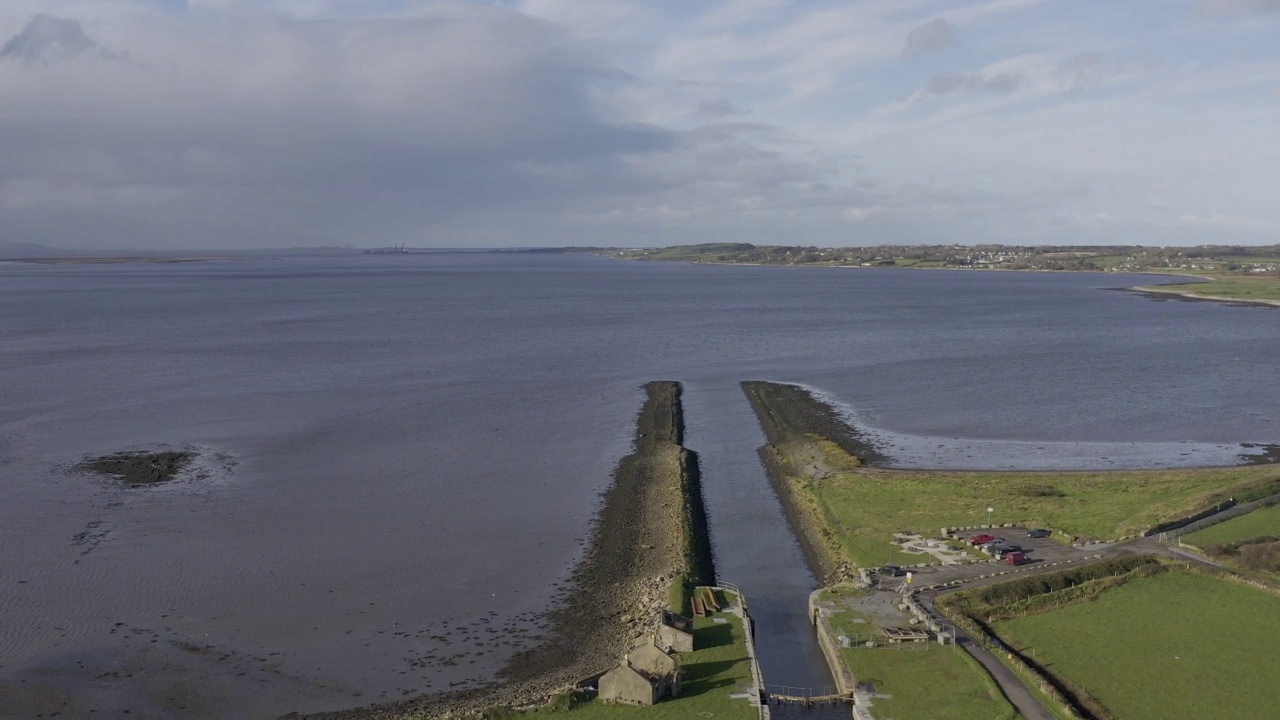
598, 640, 681, 706
656, 611, 695, 653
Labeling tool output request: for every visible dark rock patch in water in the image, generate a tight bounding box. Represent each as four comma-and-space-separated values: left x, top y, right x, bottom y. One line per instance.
78, 450, 197, 486
1240, 444, 1280, 466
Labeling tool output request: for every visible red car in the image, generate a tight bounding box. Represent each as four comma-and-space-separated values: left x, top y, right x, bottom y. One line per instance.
968, 533, 996, 546
1004, 552, 1030, 566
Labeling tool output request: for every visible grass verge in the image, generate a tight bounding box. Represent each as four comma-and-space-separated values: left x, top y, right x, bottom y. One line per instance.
838, 644, 1018, 720
741, 380, 1280, 571
1138, 275, 1280, 303
517, 612, 757, 719
993, 569, 1280, 720
804, 445, 1279, 567
1183, 501, 1280, 546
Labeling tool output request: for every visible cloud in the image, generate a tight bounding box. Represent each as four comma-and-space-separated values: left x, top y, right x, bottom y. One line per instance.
911, 70, 1022, 101
1055, 52, 1109, 95
902, 17, 959, 57
1198, 0, 1280, 15
0, 4, 675, 247
0, 14, 116, 64
842, 205, 883, 221
0, 1, 1277, 248
696, 97, 749, 117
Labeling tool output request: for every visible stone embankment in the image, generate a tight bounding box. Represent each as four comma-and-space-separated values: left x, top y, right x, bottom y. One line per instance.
308, 381, 714, 719
741, 380, 885, 581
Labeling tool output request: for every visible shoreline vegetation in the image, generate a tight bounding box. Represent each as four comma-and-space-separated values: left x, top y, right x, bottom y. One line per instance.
741, 380, 888, 580
744, 380, 1280, 720
597, 242, 1280, 309
308, 381, 714, 720
740, 381, 1280, 575
1126, 281, 1280, 308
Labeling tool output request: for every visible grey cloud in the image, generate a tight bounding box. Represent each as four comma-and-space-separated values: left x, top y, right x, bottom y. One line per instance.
0, 7, 677, 248
1198, 0, 1280, 15
1057, 52, 1106, 95
919, 70, 1020, 99
696, 97, 749, 117
0, 14, 105, 64
902, 18, 959, 57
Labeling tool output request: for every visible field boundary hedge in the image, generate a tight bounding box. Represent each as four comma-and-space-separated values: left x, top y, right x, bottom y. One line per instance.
935, 557, 1166, 720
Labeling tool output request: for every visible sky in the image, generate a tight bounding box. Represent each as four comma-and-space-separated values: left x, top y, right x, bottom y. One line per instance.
0, 0, 1278, 249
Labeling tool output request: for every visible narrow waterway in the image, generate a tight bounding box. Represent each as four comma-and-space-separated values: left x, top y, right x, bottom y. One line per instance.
684, 380, 849, 719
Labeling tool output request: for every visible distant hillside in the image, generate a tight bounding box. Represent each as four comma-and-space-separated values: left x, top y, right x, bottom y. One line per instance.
0, 241, 72, 259
626, 243, 757, 260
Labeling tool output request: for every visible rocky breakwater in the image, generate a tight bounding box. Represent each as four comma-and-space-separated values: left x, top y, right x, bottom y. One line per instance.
309, 381, 714, 719
741, 381, 885, 583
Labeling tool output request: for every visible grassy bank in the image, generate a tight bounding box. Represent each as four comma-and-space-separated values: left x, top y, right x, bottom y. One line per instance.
518, 598, 757, 720
810, 461, 1278, 567
839, 646, 1016, 720
993, 569, 1280, 720
1133, 275, 1280, 305
1183, 501, 1280, 546
741, 380, 1280, 570
824, 596, 1017, 720
741, 380, 887, 577
1182, 502, 1280, 576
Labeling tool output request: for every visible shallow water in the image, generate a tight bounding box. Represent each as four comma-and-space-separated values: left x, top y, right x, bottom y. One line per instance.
2, 254, 1278, 717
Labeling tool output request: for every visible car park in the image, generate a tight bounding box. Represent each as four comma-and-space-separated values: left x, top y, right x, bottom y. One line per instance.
967, 533, 996, 546
1026, 528, 1051, 538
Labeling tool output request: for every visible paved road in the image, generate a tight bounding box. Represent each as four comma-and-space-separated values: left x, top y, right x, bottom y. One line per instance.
954, 631, 1056, 720
913, 581, 1065, 720
902, 532, 1238, 720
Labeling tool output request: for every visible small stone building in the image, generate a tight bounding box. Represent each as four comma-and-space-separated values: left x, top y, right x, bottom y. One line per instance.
656, 611, 695, 653
598, 640, 681, 706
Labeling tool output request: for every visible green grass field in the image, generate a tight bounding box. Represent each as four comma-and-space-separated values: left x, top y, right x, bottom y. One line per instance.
828, 600, 1016, 720
838, 645, 1017, 720
1145, 275, 1280, 302
1184, 502, 1280, 546
525, 612, 756, 719
995, 571, 1280, 720
801, 445, 1279, 566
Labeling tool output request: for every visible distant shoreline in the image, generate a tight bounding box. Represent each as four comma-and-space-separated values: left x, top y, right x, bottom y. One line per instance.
1127, 284, 1280, 309
608, 253, 1280, 309
6, 256, 231, 265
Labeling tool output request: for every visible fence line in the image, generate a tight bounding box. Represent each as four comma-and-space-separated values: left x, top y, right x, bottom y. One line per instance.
1157, 492, 1280, 542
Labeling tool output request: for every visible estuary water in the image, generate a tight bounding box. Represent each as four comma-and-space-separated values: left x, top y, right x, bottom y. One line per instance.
2, 253, 1278, 718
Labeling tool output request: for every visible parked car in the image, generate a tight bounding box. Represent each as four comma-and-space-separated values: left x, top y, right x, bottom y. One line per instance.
993, 544, 1022, 557
1026, 528, 1052, 539
967, 533, 996, 546
879, 565, 906, 577
983, 538, 1007, 549
1004, 551, 1031, 566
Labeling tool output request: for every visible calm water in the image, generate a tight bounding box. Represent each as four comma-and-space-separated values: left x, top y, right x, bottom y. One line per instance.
2, 254, 1278, 718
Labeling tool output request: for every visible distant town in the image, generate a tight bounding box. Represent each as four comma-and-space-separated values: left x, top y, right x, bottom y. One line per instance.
609, 243, 1280, 276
